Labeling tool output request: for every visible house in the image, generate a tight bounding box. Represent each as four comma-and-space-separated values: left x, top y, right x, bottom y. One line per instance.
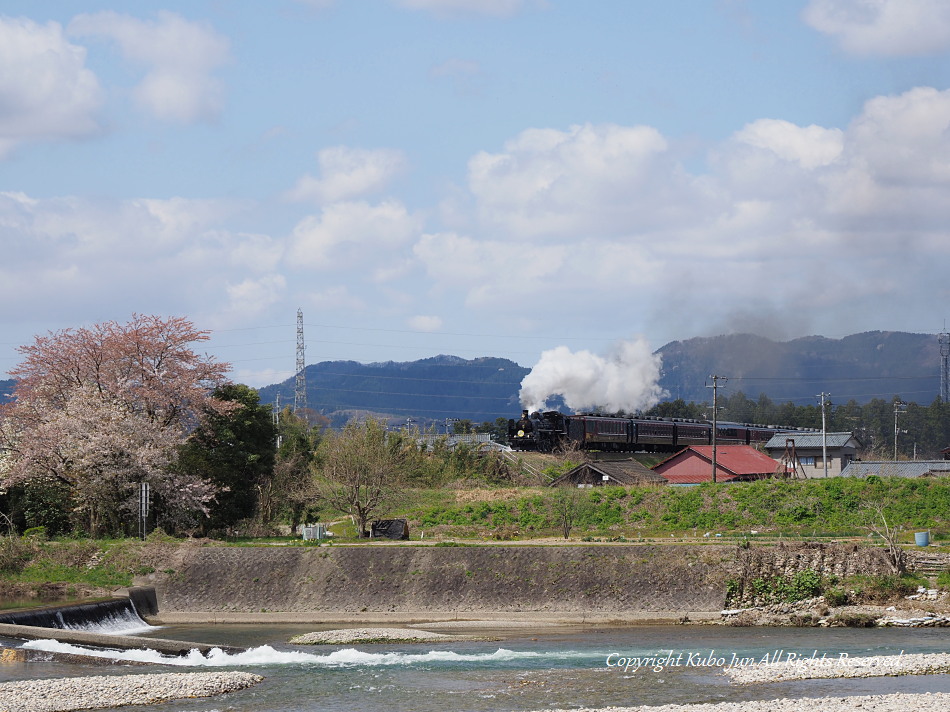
763, 432, 859, 478
652, 446, 782, 484
841, 461, 950, 479
548, 460, 666, 487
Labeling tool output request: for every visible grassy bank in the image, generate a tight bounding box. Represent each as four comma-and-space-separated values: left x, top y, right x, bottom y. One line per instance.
5, 476, 950, 607
384, 476, 950, 541
0, 531, 175, 605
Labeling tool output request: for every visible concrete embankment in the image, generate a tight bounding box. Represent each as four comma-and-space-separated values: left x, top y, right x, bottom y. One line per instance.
144, 542, 897, 622
150, 544, 734, 621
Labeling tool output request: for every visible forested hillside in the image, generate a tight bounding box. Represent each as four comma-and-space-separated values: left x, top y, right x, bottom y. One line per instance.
657, 331, 940, 405
257, 355, 529, 424
0, 379, 13, 405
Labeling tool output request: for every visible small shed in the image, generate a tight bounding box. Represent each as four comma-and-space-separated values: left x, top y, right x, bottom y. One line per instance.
370, 519, 410, 539
652, 446, 781, 484
548, 460, 666, 487
764, 432, 859, 478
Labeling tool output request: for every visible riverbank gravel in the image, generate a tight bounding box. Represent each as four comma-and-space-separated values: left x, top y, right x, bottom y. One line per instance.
724, 652, 950, 684
540, 692, 950, 712
0, 671, 263, 712
290, 627, 458, 644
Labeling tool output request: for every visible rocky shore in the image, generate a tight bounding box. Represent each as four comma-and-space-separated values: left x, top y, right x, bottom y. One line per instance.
0, 671, 263, 712
539, 692, 950, 712
724, 652, 950, 684
720, 592, 950, 628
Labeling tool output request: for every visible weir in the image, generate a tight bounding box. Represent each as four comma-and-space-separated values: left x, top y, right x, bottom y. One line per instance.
0, 588, 156, 634
0, 587, 244, 657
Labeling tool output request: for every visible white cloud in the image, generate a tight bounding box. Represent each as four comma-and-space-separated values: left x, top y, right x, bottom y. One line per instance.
415, 85, 950, 342
804, 0, 950, 56
407, 315, 443, 332
286, 146, 408, 204
224, 274, 287, 320
0, 17, 102, 158
287, 200, 423, 269
69, 11, 230, 123
733, 120, 843, 169
0, 192, 273, 327
467, 123, 709, 238
303, 285, 366, 312
413, 231, 568, 306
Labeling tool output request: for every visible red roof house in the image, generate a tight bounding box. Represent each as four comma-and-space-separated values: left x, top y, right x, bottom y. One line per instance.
652, 446, 781, 484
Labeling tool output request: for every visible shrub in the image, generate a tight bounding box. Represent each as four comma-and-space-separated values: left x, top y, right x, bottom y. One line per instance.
0, 535, 36, 573
823, 587, 849, 607
847, 573, 925, 603
829, 612, 878, 627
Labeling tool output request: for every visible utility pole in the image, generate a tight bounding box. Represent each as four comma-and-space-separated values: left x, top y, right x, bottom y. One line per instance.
817, 392, 831, 478
294, 308, 307, 413
138, 482, 150, 541
940, 332, 950, 404
894, 401, 907, 461
707, 375, 727, 483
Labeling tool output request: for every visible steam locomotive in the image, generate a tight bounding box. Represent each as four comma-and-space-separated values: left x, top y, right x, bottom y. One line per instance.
507, 410, 793, 453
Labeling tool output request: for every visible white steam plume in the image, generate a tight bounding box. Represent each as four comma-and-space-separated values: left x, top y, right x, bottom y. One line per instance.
519, 338, 667, 413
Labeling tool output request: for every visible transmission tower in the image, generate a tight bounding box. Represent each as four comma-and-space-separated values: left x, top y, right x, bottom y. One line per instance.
294, 308, 307, 412
940, 331, 950, 404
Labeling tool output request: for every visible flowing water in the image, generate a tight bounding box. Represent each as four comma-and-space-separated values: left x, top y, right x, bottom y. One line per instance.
3, 620, 950, 711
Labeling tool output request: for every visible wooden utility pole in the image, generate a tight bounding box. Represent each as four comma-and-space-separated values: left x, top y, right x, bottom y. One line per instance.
818, 392, 831, 477
707, 375, 727, 483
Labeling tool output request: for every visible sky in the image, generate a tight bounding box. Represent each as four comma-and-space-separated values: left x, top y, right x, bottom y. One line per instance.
3, 0, 950, 390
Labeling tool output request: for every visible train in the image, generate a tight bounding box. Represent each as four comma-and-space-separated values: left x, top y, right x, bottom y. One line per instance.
507, 410, 800, 453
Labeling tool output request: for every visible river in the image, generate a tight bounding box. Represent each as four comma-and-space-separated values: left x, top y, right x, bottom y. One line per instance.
3, 623, 950, 711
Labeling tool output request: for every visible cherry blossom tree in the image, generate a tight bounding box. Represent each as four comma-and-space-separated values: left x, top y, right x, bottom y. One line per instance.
0, 315, 231, 535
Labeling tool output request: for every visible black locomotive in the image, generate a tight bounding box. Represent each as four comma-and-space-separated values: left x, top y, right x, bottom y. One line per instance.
507, 410, 790, 453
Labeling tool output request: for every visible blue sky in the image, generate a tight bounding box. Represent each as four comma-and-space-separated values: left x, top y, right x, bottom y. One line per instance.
3, 0, 950, 389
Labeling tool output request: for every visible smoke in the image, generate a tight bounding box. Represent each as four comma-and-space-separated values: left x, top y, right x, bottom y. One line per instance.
519, 338, 668, 413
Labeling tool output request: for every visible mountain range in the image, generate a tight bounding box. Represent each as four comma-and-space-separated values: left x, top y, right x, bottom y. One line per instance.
257, 331, 944, 424
1, 331, 943, 421
657, 331, 941, 406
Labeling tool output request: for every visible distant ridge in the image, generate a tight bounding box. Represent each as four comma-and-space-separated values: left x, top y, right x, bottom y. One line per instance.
656, 331, 941, 405
256, 355, 529, 423
0, 379, 13, 405
253, 332, 943, 424
6, 332, 936, 419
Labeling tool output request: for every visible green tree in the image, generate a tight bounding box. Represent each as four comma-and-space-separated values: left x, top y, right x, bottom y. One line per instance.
178, 384, 276, 534
313, 418, 408, 536
259, 407, 323, 533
